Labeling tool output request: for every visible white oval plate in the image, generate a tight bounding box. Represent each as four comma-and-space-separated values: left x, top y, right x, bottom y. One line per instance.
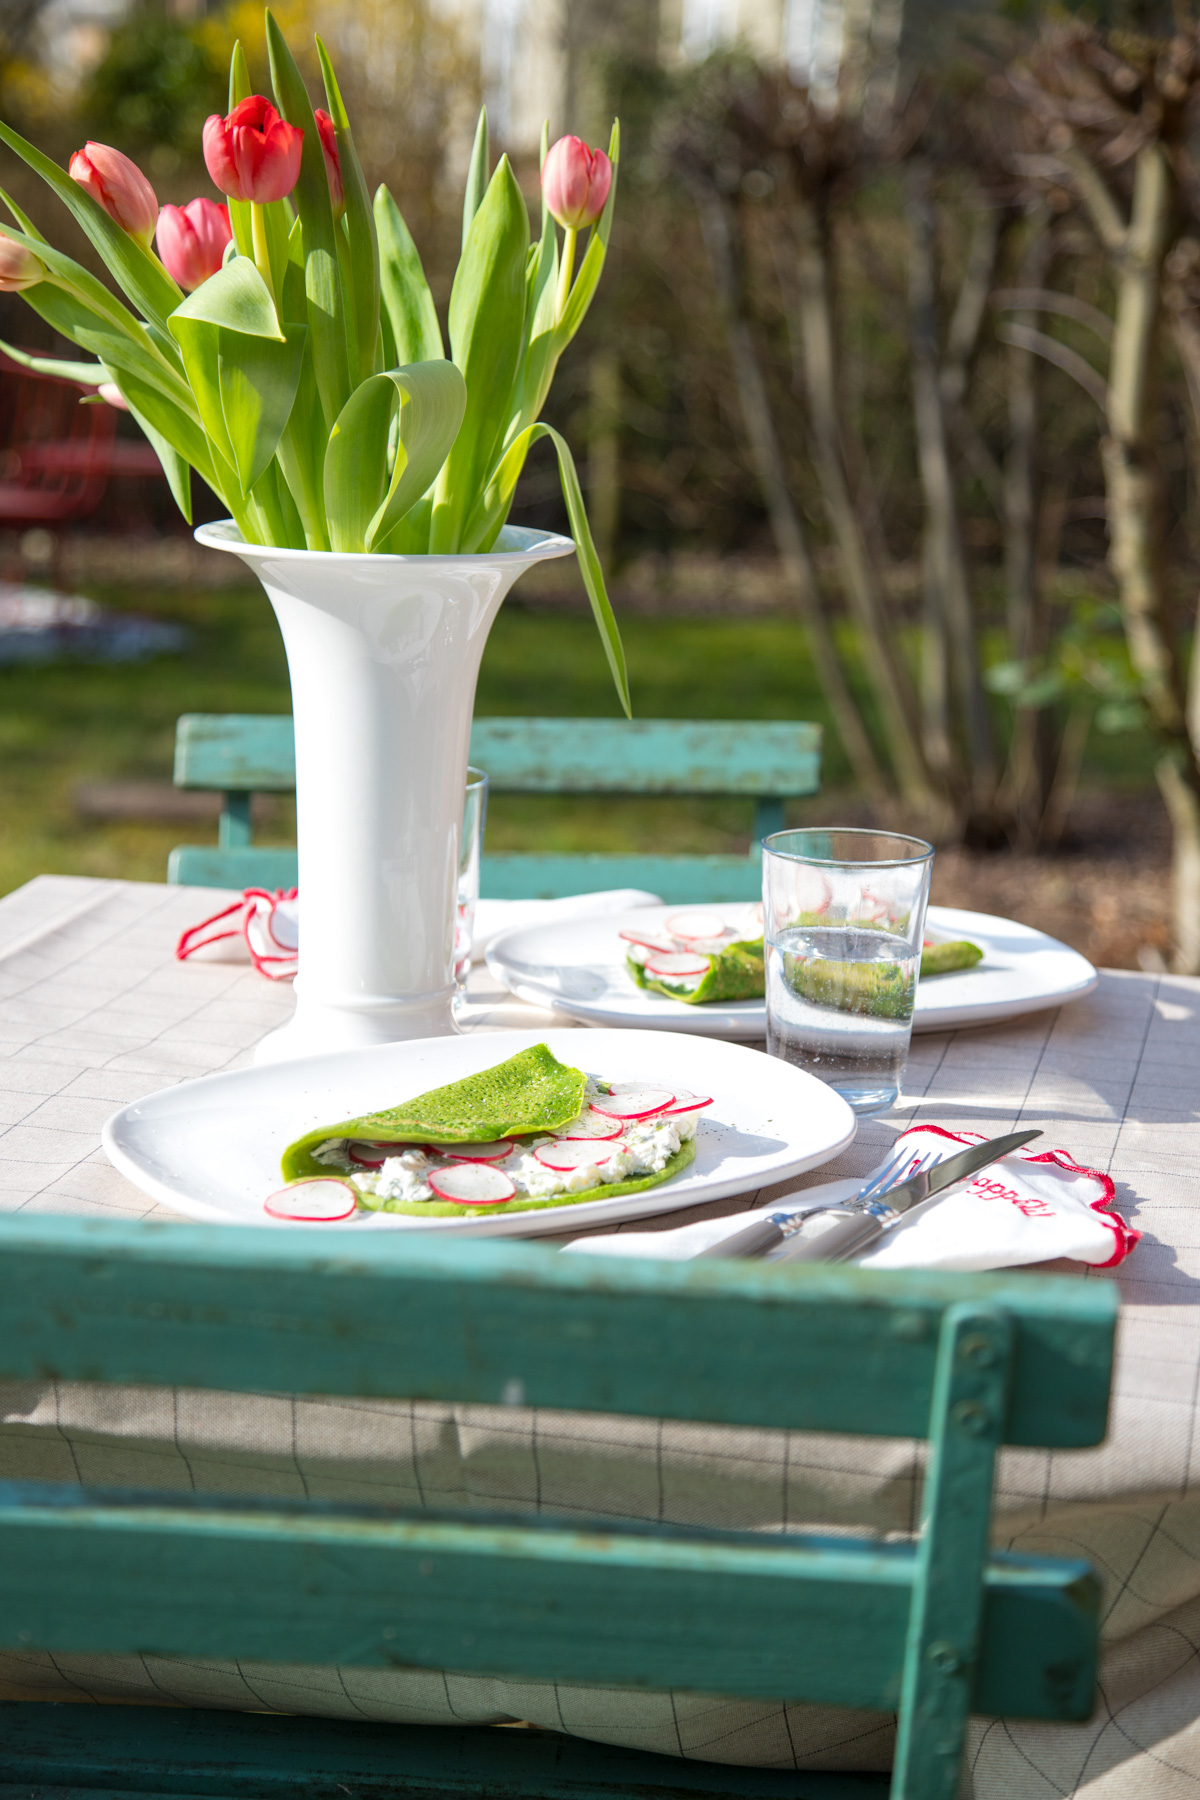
102, 1028, 856, 1236
486, 904, 1098, 1040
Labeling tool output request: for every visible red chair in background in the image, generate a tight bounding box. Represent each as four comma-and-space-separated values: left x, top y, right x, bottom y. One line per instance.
0, 353, 164, 531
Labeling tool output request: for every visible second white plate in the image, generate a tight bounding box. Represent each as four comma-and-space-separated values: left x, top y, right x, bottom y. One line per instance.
485, 903, 1098, 1039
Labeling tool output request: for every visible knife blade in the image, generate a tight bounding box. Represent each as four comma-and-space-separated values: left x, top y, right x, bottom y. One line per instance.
769, 1128, 1043, 1264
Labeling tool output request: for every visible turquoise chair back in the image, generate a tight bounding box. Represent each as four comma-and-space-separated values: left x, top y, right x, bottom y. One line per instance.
166, 713, 821, 900
0, 1216, 1114, 1800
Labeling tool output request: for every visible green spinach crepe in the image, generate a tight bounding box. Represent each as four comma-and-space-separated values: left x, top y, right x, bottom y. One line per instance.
626, 935, 982, 1006
280, 1043, 697, 1217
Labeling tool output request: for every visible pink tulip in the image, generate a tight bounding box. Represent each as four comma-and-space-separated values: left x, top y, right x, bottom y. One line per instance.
156, 198, 232, 292
97, 382, 129, 411
202, 96, 304, 205
315, 108, 343, 215
0, 232, 43, 291
541, 135, 612, 230
68, 143, 159, 246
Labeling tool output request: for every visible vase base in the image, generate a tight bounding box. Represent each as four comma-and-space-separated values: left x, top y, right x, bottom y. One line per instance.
253, 992, 458, 1065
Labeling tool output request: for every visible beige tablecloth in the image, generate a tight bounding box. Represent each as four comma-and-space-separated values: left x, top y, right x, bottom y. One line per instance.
0, 874, 1198, 1797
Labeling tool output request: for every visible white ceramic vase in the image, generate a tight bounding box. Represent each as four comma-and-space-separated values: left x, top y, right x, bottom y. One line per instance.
195, 521, 574, 1064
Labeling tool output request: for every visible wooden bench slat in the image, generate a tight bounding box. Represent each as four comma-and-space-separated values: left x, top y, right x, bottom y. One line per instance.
0, 1220, 1116, 1448
0, 1497, 1099, 1718
0, 1701, 891, 1797
174, 714, 296, 792
469, 719, 822, 795
479, 852, 765, 902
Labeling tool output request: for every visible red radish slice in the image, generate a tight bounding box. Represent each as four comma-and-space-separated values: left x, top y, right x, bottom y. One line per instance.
666, 910, 727, 942
683, 937, 732, 955
535, 1139, 621, 1172
619, 927, 678, 953
427, 1163, 516, 1205
427, 1138, 513, 1163
644, 952, 711, 979
265, 1179, 357, 1222
557, 1109, 625, 1140
348, 1140, 391, 1166
592, 1085, 675, 1120
662, 1089, 712, 1115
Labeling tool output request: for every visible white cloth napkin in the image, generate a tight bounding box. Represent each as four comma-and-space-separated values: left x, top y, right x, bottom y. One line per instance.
471, 890, 661, 961
563, 1124, 1139, 1272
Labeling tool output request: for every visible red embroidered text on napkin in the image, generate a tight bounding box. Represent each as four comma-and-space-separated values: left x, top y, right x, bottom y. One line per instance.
856, 1123, 1138, 1272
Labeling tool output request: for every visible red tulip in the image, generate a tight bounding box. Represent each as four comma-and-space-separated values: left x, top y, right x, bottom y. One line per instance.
68, 142, 158, 246
541, 135, 612, 231
156, 198, 232, 292
0, 232, 43, 291
315, 108, 343, 216
202, 96, 304, 204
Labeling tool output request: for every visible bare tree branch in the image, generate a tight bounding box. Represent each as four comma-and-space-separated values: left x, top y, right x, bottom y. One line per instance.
996, 322, 1110, 410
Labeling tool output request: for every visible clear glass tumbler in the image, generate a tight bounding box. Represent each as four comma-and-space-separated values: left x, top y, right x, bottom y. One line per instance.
762, 827, 934, 1115
453, 766, 489, 991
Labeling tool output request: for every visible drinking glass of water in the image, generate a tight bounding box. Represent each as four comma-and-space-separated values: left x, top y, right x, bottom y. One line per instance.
763, 827, 934, 1115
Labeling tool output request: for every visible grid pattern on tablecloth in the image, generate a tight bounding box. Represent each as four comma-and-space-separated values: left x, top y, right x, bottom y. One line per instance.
4, 877, 1200, 1795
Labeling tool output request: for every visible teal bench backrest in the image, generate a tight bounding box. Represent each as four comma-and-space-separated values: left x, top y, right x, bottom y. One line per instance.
166, 713, 821, 901
0, 1217, 1114, 1800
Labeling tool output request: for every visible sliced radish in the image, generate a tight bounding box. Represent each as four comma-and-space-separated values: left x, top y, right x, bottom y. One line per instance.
265, 1179, 357, 1222
619, 927, 678, 953
666, 910, 727, 942
681, 937, 732, 955
556, 1108, 625, 1140
644, 952, 711, 979
662, 1088, 712, 1115
427, 1138, 514, 1163
592, 1085, 675, 1121
348, 1140, 395, 1166
535, 1139, 622, 1172
427, 1163, 516, 1205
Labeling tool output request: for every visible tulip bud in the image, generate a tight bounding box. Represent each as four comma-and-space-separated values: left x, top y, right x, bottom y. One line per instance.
156, 198, 232, 293
315, 108, 344, 216
69, 143, 159, 246
97, 382, 130, 411
202, 96, 304, 205
541, 135, 612, 231
0, 232, 44, 291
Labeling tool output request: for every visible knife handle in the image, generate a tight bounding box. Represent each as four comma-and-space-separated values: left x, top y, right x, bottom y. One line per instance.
771, 1208, 884, 1264
693, 1215, 786, 1259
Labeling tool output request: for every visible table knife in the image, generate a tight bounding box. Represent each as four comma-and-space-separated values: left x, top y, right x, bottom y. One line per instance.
770, 1128, 1042, 1263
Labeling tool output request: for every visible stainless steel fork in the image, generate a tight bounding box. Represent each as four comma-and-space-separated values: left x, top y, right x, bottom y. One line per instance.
693, 1147, 939, 1261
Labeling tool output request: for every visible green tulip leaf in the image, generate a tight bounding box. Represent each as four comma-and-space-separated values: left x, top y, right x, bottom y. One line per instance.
430, 155, 527, 551
324, 359, 466, 553
375, 185, 442, 364
0, 120, 183, 334
0, 339, 106, 385
462, 107, 489, 255
470, 421, 629, 717
317, 36, 379, 388
169, 316, 237, 473
170, 257, 285, 342
219, 319, 307, 494
225, 40, 254, 258
266, 8, 350, 428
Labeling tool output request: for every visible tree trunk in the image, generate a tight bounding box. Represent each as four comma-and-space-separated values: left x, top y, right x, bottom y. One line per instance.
692, 182, 888, 802
1004, 210, 1052, 847
786, 194, 940, 820
906, 159, 996, 823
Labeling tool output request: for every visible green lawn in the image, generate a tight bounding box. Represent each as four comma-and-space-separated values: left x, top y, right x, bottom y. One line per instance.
0, 579, 1161, 897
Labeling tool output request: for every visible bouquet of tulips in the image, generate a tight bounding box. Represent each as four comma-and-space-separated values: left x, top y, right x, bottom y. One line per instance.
0, 12, 627, 709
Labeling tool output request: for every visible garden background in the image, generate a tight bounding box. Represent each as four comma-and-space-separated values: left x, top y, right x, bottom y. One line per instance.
0, 0, 1188, 971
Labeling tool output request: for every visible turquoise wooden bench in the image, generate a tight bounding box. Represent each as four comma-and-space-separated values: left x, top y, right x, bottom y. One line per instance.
166, 713, 822, 901
0, 1215, 1114, 1800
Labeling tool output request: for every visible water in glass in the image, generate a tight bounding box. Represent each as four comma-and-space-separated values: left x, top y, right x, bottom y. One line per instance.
766, 923, 919, 1113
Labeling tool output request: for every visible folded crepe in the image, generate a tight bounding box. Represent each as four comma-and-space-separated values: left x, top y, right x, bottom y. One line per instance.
627, 934, 982, 1007
280, 1043, 696, 1217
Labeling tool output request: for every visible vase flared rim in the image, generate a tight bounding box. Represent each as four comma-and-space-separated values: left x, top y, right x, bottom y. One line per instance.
195, 520, 575, 567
